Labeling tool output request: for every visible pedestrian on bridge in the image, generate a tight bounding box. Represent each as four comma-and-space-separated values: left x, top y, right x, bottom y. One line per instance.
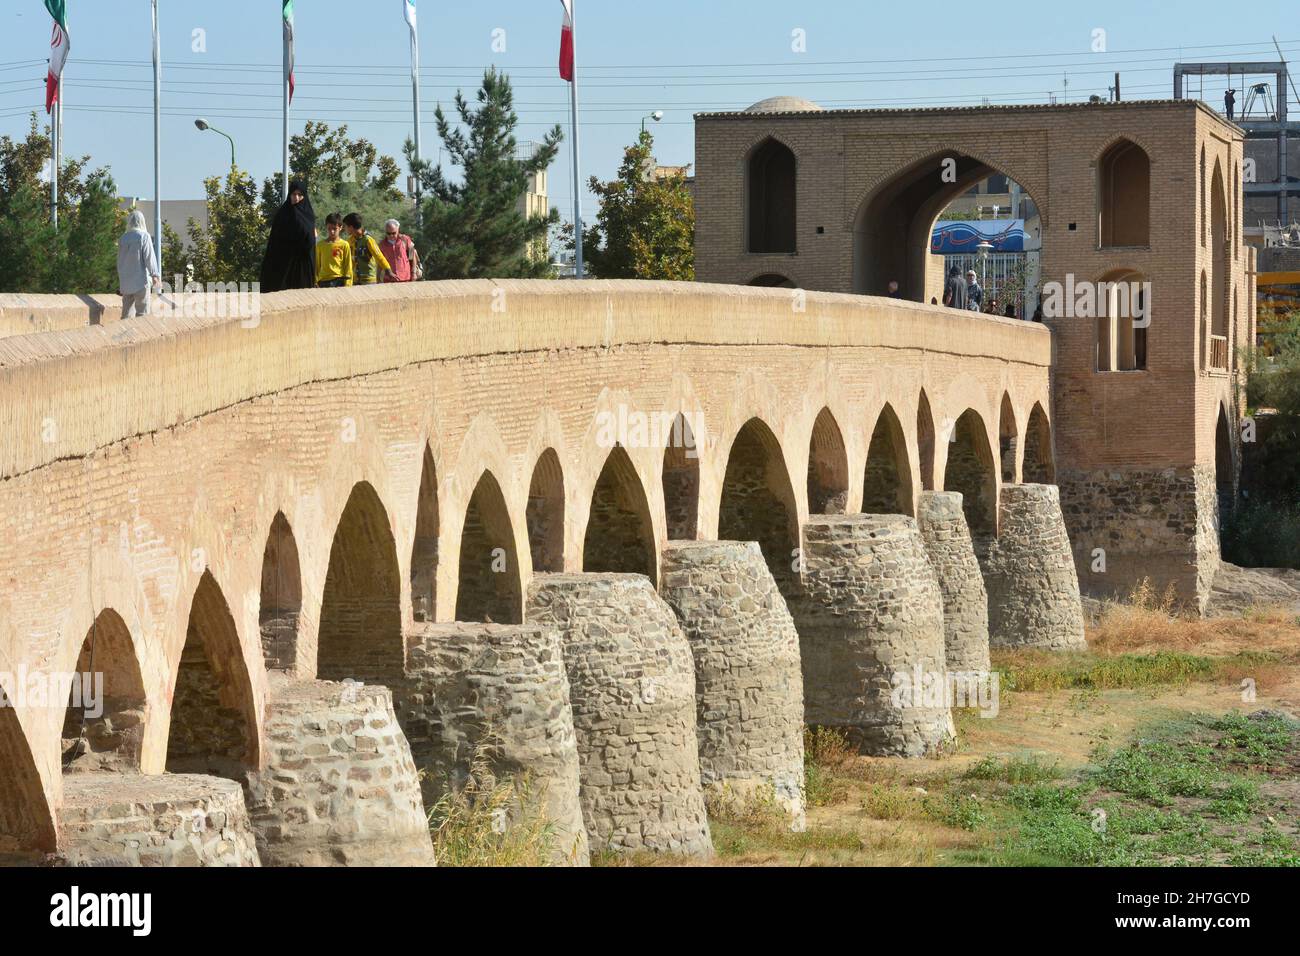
380, 220, 421, 282
116, 209, 161, 320
260, 180, 318, 293
943, 266, 968, 310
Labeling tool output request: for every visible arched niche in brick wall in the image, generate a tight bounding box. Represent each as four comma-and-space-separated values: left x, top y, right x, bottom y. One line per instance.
62, 608, 147, 774
746, 138, 797, 254
410, 447, 439, 622
943, 409, 997, 543
259, 512, 303, 672
1098, 138, 1151, 248
807, 407, 849, 515
456, 471, 524, 625
998, 393, 1019, 483
166, 570, 258, 779
1022, 402, 1055, 484
526, 449, 565, 574
318, 482, 405, 683
862, 403, 914, 517
917, 390, 937, 492
584, 446, 656, 584
0, 695, 55, 854
719, 417, 799, 599
662, 414, 700, 541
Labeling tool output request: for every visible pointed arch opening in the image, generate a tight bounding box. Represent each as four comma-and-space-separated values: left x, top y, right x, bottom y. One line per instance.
1210, 162, 1229, 370
852, 150, 1043, 301
318, 482, 404, 684
1098, 138, 1151, 247
943, 409, 997, 543
862, 404, 914, 516
1022, 402, 1055, 484
410, 447, 439, 623
166, 570, 257, 779
259, 512, 303, 672
0, 695, 55, 854
1216, 405, 1235, 521
457, 471, 524, 624
527, 449, 566, 573
584, 446, 656, 582
917, 390, 936, 491
719, 418, 799, 597
998, 394, 1019, 483
807, 408, 849, 514
747, 138, 797, 254
662, 414, 700, 540
62, 608, 146, 773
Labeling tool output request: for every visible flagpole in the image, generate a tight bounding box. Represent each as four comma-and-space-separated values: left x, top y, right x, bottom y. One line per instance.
152, 0, 163, 265
282, 8, 289, 202
569, 1, 583, 279
50, 94, 59, 230
410, 5, 422, 228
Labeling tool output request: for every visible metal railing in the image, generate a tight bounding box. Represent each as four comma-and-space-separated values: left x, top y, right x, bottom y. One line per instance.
1210, 334, 1229, 370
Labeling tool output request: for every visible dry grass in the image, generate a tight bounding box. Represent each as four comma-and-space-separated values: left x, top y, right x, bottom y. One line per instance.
426, 735, 561, 867
1088, 579, 1300, 659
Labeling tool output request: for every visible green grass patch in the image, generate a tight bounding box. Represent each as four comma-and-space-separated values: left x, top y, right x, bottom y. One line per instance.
954, 710, 1300, 867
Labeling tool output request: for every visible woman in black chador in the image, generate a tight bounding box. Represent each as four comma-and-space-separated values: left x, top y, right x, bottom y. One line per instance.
259, 179, 316, 292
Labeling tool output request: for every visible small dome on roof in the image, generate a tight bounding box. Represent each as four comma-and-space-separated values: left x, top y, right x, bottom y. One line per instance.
745, 96, 823, 113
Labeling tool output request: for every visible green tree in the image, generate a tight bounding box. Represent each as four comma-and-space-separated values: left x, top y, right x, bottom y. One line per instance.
57, 173, 121, 294
407, 69, 562, 279
0, 113, 121, 294
261, 121, 403, 222
185, 167, 267, 285
579, 129, 694, 280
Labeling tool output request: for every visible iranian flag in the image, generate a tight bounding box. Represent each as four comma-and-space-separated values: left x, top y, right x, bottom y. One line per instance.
44, 0, 69, 114
283, 0, 295, 103
558, 0, 574, 82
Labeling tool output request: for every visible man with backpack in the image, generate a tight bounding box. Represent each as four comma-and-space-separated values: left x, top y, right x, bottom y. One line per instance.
380, 219, 422, 282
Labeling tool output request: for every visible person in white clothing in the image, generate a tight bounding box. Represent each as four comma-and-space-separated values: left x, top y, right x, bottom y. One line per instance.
117, 210, 161, 320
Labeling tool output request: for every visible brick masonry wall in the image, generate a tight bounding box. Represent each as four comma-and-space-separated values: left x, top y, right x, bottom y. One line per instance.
659, 541, 806, 828
526, 573, 712, 856
791, 515, 954, 756
396, 622, 588, 865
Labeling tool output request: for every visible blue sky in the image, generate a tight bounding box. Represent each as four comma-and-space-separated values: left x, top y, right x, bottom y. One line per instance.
1, 0, 1297, 221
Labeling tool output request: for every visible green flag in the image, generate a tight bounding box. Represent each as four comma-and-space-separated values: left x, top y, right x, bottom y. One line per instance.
44, 0, 69, 114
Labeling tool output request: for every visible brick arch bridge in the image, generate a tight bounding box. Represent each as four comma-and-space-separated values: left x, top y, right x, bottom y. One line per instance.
0, 281, 1053, 854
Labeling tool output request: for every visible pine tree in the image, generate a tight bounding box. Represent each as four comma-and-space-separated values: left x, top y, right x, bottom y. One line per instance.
0, 113, 119, 294
580, 130, 694, 281
407, 69, 562, 279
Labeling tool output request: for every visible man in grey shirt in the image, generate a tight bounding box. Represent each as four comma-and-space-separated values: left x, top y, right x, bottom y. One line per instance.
117, 210, 161, 319
942, 266, 968, 310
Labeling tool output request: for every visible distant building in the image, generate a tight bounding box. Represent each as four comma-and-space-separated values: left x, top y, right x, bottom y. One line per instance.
118, 198, 208, 247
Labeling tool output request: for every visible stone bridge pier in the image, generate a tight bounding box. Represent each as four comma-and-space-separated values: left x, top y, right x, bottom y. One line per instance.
980, 484, 1087, 651
527, 574, 713, 857
396, 622, 588, 865
659, 541, 806, 828
791, 515, 954, 757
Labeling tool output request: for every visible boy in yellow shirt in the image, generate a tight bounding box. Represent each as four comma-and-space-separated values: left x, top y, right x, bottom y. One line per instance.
315, 213, 354, 287
343, 213, 392, 285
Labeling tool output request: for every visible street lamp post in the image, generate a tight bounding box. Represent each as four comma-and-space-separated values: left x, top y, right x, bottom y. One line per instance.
194, 118, 235, 170
641, 110, 664, 133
